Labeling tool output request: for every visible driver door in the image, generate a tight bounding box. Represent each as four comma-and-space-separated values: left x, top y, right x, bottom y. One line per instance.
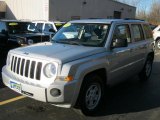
108, 24, 134, 85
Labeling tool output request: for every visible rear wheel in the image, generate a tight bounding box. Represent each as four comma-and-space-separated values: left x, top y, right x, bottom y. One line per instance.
139, 56, 153, 81
79, 74, 105, 116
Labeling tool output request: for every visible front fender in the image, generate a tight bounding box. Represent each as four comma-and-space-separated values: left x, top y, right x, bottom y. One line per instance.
70, 57, 109, 107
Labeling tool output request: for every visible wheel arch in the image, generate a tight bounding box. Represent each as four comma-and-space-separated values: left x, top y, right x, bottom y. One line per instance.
155, 37, 160, 42
147, 51, 154, 61
83, 68, 107, 85
73, 68, 107, 108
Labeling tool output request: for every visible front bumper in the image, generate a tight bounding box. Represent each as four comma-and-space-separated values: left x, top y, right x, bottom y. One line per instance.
2, 66, 77, 108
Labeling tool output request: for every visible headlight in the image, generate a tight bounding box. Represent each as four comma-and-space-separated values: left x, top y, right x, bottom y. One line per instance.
7, 53, 11, 66
17, 39, 23, 44
17, 38, 25, 44
44, 63, 57, 78
28, 39, 33, 45
16, 38, 27, 46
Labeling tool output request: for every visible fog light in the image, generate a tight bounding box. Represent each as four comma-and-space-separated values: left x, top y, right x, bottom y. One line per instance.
50, 88, 61, 97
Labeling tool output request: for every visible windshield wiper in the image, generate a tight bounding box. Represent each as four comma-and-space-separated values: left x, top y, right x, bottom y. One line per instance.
52, 40, 83, 46
20, 30, 33, 33
68, 41, 83, 46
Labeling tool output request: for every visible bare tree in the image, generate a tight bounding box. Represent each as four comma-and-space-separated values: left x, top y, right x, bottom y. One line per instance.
136, 3, 147, 20
115, 0, 160, 24
148, 0, 160, 24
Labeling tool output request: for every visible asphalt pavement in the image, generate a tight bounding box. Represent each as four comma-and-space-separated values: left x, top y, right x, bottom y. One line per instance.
1, 52, 160, 120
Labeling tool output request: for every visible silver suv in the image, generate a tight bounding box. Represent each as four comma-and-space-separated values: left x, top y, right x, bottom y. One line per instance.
2, 19, 154, 115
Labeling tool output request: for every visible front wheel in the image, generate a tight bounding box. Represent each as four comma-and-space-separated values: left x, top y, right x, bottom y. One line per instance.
139, 56, 153, 81
156, 39, 160, 50
79, 74, 105, 116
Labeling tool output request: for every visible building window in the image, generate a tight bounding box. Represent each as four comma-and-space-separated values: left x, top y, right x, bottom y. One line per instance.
114, 11, 121, 19
0, 12, 5, 19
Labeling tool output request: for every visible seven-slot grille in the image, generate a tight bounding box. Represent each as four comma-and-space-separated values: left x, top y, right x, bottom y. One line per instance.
10, 55, 42, 80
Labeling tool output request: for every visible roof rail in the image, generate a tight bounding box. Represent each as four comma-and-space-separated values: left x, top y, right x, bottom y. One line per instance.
124, 18, 145, 21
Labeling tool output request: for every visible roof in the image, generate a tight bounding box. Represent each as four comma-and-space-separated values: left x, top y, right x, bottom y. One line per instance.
0, 19, 32, 22
111, 0, 136, 9
70, 19, 146, 24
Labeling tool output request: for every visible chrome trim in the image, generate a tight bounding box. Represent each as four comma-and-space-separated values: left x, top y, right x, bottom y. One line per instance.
115, 49, 130, 53
111, 58, 144, 73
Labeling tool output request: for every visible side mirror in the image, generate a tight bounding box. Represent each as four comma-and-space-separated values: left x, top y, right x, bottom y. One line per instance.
49, 28, 56, 33
111, 38, 128, 48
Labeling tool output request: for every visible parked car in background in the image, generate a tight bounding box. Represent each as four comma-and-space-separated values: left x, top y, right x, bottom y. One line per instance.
0, 20, 50, 55
2, 19, 154, 115
153, 25, 160, 49
150, 24, 157, 30
28, 21, 65, 37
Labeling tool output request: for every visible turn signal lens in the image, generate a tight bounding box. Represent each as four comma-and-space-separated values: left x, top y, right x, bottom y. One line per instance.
64, 76, 73, 82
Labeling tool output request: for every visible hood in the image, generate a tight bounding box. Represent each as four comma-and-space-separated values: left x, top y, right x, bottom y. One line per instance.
9, 33, 48, 38
11, 42, 106, 64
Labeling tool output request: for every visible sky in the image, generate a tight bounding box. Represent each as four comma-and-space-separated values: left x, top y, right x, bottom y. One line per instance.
137, 0, 153, 13
118, 0, 156, 13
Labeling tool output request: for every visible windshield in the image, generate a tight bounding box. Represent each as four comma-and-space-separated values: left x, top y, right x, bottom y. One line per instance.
7, 22, 38, 34
52, 23, 110, 47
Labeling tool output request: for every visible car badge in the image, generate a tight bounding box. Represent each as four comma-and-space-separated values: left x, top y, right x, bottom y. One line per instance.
24, 52, 29, 55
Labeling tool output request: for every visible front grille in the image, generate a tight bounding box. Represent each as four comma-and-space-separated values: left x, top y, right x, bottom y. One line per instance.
10, 56, 42, 80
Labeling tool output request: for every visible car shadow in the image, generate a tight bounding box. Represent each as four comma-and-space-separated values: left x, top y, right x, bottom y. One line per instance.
90, 61, 160, 117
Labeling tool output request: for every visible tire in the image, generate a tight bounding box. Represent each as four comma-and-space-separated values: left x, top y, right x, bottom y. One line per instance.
156, 39, 160, 50
139, 56, 153, 81
79, 74, 105, 116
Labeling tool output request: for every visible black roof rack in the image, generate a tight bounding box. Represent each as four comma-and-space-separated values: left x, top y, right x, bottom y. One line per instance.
124, 18, 145, 21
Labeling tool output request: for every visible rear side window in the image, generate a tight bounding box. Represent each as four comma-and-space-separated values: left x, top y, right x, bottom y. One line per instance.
44, 24, 53, 32
36, 23, 43, 32
131, 24, 144, 42
113, 24, 131, 43
143, 24, 153, 39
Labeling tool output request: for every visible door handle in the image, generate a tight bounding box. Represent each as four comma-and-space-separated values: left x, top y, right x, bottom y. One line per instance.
139, 45, 147, 49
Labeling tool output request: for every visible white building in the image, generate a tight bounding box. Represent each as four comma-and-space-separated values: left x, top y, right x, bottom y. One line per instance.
0, 1, 6, 18
1, 0, 136, 21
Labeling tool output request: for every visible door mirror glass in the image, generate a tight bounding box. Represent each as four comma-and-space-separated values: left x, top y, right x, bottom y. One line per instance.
112, 38, 128, 48
49, 28, 56, 33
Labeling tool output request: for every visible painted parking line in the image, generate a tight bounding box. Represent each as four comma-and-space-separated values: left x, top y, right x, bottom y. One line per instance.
0, 96, 26, 106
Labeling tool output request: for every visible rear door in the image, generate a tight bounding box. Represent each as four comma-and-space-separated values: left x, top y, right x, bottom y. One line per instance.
36, 23, 43, 33
129, 24, 147, 73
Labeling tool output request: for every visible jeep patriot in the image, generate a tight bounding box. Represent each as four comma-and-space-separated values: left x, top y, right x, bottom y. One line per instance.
2, 19, 154, 115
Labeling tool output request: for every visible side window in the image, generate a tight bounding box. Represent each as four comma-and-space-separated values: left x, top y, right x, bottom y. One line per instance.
44, 24, 54, 32
113, 24, 131, 43
0, 22, 7, 34
36, 23, 43, 32
131, 24, 144, 42
143, 24, 153, 39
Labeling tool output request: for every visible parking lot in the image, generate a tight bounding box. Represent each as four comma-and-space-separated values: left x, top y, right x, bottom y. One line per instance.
0, 51, 160, 120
